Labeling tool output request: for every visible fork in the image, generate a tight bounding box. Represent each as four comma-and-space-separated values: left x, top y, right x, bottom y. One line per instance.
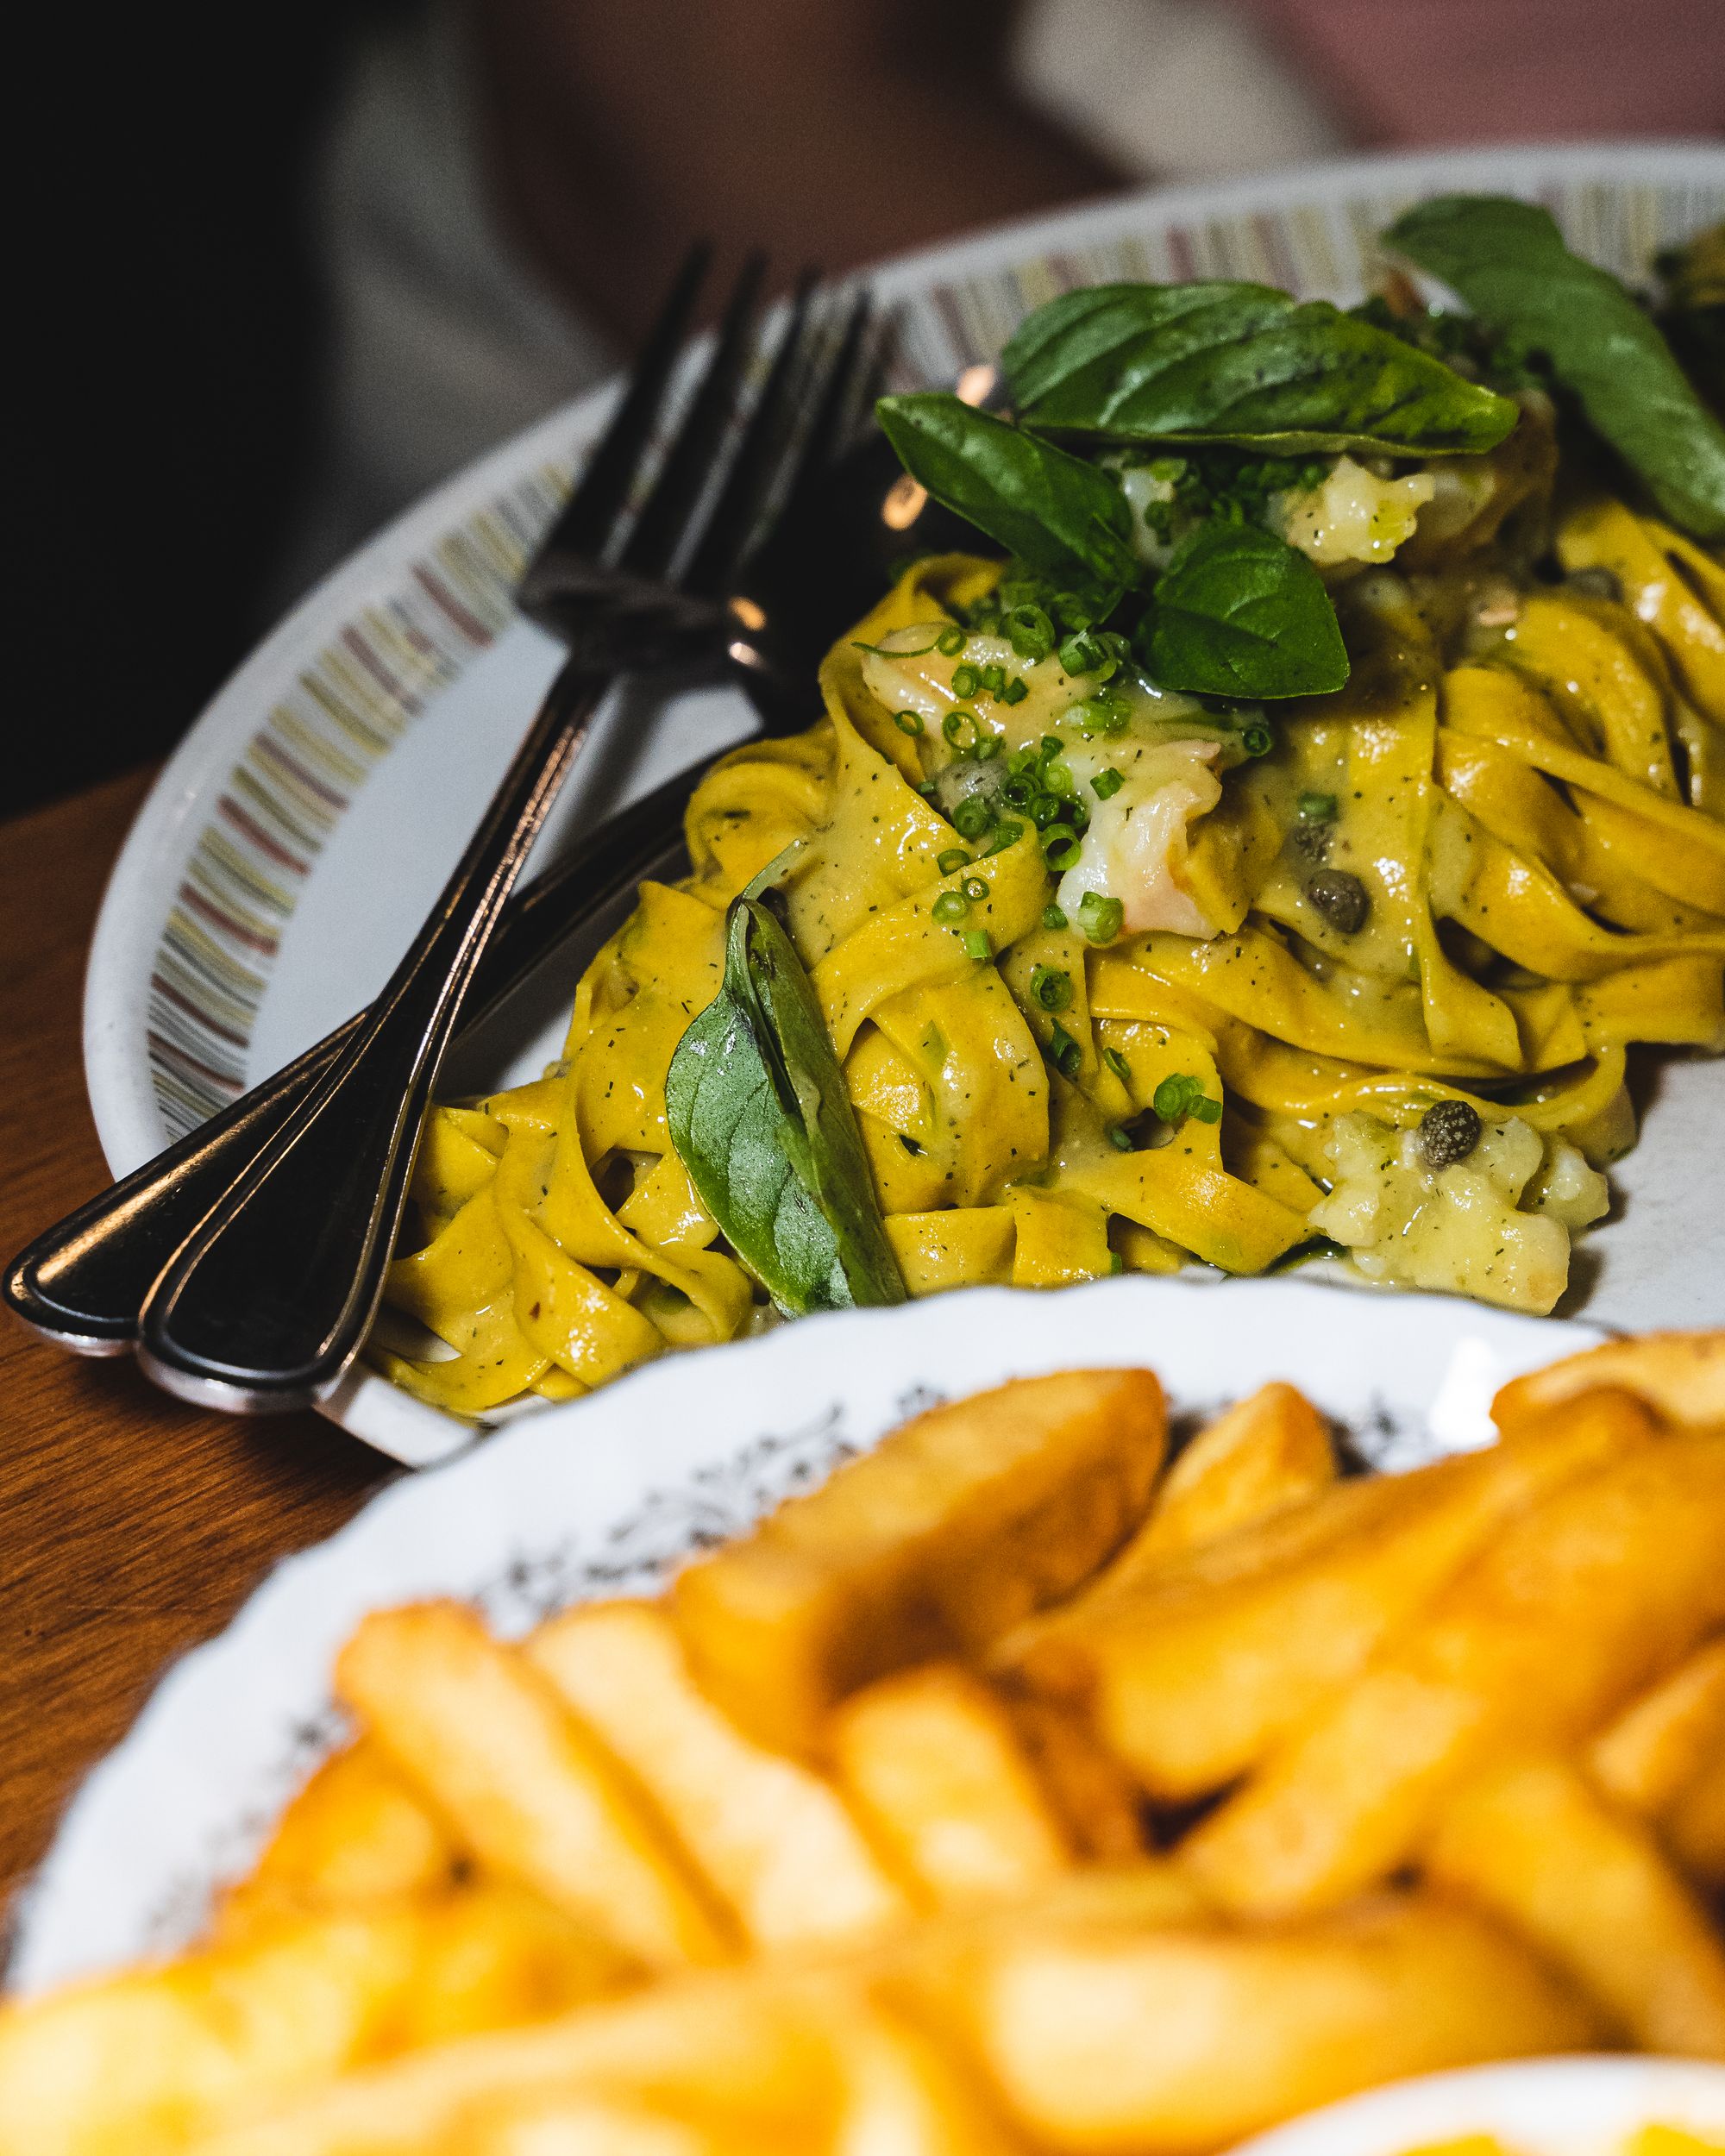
114, 248, 852, 1413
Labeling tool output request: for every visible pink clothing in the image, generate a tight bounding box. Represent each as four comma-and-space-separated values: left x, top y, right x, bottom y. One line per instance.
1245, 0, 1725, 144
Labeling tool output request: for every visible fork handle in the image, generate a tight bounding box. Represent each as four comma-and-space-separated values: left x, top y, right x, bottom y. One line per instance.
134, 655, 612, 1411
3, 757, 711, 1358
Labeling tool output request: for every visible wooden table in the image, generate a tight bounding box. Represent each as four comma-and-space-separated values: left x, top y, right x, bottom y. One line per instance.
0, 771, 392, 1923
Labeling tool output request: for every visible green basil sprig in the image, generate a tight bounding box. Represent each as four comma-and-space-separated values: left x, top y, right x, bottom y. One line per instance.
1384, 195, 1725, 542
664, 893, 905, 1317
1145, 521, 1349, 700
1002, 281, 1517, 456
875, 392, 1135, 601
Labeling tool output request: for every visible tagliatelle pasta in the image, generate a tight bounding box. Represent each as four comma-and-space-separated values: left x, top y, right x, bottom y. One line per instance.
373, 484, 1723, 1416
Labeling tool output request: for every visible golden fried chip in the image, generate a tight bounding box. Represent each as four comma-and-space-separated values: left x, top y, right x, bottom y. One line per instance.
526, 1601, 908, 1950
922, 1893, 1596, 2153
1001, 1389, 1651, 1799
829, 1664, 1072, 1908
0, 1890, 632, 2156
1494, 1329, 1725, 1436
212, 1739, 456, 1942
1590, 1634, 1725, 1816
1426, 1756, 1725, 2058
1128, 1382, 1335, 1567
671, 1369, 1165, 1752
336, 1604, 734, 1970
1184, 1426, 1725, 1917
1666, 1749, 1725, 1890
1000, 1695, 1147, 1863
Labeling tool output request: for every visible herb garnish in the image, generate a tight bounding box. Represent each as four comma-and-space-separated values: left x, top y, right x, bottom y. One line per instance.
664, 889, 905, 1318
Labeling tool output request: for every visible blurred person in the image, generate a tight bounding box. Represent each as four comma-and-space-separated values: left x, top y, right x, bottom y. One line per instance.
281, 0, 1721, 598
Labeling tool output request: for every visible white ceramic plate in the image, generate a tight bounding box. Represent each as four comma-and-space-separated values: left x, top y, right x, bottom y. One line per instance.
1232, 2055, 1725, 2154
83, 142, 1725, 1463
7, 1270, 1599, 1992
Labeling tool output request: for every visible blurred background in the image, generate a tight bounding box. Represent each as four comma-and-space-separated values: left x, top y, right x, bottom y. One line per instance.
17, 0, 1722, 815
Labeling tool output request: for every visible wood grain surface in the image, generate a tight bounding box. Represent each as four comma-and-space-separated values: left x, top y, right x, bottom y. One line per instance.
0, 772, 392, 1928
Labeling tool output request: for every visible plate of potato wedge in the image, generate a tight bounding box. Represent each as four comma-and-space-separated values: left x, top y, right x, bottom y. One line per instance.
5, 1276, 1724, 2153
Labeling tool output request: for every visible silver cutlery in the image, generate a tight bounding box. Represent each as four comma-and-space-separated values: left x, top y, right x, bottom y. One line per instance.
3, 248, 879, 1413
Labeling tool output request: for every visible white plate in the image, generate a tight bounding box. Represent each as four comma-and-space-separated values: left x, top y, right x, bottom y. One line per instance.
6, 1271, 1599, 1992
84, 141, 1725, 1463
1233, 2055, 1725, 2154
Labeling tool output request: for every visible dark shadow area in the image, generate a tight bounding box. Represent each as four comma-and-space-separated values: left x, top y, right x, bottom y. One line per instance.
15, 8, 377, 818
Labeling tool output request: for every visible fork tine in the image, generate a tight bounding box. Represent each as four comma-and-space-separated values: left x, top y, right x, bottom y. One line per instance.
518, 241, 711, 607
681, 266, 822, 599
757, 285, 875, 544
617, 249, 769, 580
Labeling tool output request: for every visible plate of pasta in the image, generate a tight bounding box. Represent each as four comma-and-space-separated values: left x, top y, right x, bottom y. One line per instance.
84, 142, 1725, 1463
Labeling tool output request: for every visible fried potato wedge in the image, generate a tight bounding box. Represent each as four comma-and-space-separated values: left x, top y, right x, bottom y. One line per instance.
826, 2000, 1019, 2156
1001, 1390, 1651, 1799
526, 1601, 908, 1950
469, 2097, 753, 2156
179, 1965, 842, 2156
1127, 1382, 1335, 1569
336, 1604, 734, 1970
0, 1888, 635, 2156
1184, 1428, 1725, 1917
1666, 1749, 1725, 1890
1590, 1634, 1725, 1816
1002, 1695, 1148, 1863
1425, 1756, 1725, 2058
913, 1893, 1596, 2153
212, 1739, 457, 1942
1494, 1329, 1725, 1436
671, 1369, 1165, 1753
830, 1664, 1072, 1908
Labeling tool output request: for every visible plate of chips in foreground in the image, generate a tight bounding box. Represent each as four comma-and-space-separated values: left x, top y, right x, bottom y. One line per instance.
5, 1277, 1725, 2153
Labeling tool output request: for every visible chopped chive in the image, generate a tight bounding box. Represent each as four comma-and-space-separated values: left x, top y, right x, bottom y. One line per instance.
950, 662, 981, 699
1006, 604, 1055, 661
1047, 1022, 1082, 1077
963, 927, 992, 961
937, 625, 968, 657
893, 709, 925, 736
962, 875, 989, 902
984, 818, 1026, 856
1091, 768, 1125, 801
1108, 1250, 1126, 1273
1078, 891, 1124, 944
1029, 791, 1063, 829
1000, 675, 1029, 705
1151, 1071, 1223, 1125
1042, 903, 1068, 931
1042, 830, 1082, 872
1102, 1046, 1132, 1084
1242, 722, 1274, 756
973, 731, 1002, 760
1298, 791, 1338, 821
936, 846, 970, 875
1029, 964, 1073, 1012
942, 708, 975, 746
981, 663, 1007, 697
932, 890, 969, 924
951, 796, 994, 839
1107, 1124, 1136, 1151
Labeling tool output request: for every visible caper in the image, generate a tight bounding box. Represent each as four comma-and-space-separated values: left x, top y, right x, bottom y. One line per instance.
1305, 868, 1370, 936
1419, 1098, 1483, 1169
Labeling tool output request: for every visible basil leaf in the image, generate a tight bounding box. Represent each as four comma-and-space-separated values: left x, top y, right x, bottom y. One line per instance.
1003, 281, 1517, 456
875, 392, 1135, 598
1145, 519, 1349, 700
665, 897, 905, 1317
1384, 195, 1725, 542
